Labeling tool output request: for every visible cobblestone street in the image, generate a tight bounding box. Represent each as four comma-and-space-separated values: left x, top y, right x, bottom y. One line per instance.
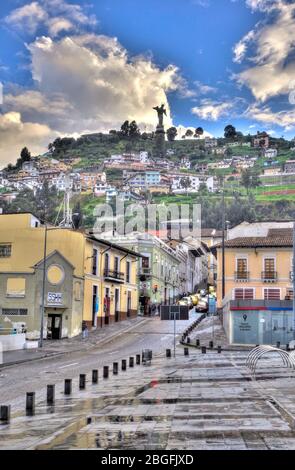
1, 315, 295, 450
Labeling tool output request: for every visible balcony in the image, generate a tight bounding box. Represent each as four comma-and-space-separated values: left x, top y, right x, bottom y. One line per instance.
104, 269, 124, 283
138, 267, 152, 280
234, 271, 249, 282
262, 271, 277, 283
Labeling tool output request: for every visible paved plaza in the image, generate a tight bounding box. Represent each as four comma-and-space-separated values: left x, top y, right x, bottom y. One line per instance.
1, 343, 295, 450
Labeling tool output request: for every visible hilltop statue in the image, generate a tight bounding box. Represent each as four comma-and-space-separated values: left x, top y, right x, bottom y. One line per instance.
153, 104, 166, 158
153, 104, 167, 128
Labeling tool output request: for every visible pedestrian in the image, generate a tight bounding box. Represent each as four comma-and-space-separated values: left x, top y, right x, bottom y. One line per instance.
82, 321, 89, 339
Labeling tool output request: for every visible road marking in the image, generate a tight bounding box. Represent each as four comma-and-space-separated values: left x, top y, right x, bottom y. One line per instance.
58, 362, 79, 369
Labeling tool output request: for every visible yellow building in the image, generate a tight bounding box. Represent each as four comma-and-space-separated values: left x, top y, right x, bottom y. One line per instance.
214, 228, 294, 345
0, 213, 139, 340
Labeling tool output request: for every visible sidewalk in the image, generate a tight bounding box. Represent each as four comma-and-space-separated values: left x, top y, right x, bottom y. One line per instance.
1, 316, 148, 368
187, 315, 251, 351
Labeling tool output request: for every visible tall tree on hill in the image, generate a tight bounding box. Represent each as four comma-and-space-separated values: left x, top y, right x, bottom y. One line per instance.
185, 129, 194, 138
35, 181, 58, 223
120, 120, 130, 137
20, 147, 31, 162
224, 125, 237, 140
129, 120, 141, 138
166, 127, 178, 141
194, 127, 204, 139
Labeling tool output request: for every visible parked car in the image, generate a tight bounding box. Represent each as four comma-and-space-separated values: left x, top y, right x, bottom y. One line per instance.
179, 296, 193, 308
195, 298, 208, 312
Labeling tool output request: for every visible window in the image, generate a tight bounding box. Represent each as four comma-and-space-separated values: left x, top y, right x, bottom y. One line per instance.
114, 256, 120, 273
264, 288, 280, 300
126, 261, 131, 283
286, 288, 293, 300
0, 244, 11, 258
104, 253, 109, 273
264, 258, 275, 273
92, 248, 98, 275
2, 308, 28, 316
6, 278, 26, 297
234, 288, 254, 300
142, 257, 150, 269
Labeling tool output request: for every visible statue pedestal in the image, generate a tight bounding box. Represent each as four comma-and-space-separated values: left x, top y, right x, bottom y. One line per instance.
154, 125, 166, 157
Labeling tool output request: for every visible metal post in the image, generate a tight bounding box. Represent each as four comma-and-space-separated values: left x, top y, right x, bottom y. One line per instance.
293, 222, 295, 340
26, 392, 35, 414
79, 374, 86, 390
40, 225, 47, 347
222, 187, 226, 301
92, 370, 98, 384
0, 405, 10, 422
174, 310, 176, 358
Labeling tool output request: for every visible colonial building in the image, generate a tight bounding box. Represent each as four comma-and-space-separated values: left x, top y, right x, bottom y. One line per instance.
98, 231, 183, 314
0, 213, 139, 340
214, 226, 294, 346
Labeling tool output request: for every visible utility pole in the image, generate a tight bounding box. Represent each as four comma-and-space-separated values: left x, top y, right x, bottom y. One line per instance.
40, 225, 48, 348
221, 181, 226, 300
293, 222, 295, 340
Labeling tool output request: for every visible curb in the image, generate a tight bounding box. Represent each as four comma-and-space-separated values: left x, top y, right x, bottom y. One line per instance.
0, 317, 150, 370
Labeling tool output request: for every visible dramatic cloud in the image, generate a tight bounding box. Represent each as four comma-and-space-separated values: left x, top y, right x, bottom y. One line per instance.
0, 112, 55, 166
246, 103, 295, 130
5, 0, 97, 37
234, 0, 295, 102
21, 34, 182, 132
191, 99, 234, 121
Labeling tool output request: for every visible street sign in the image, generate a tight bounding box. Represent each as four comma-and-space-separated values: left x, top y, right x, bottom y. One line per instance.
160, 305, 189, 321
160, 305, 189, 359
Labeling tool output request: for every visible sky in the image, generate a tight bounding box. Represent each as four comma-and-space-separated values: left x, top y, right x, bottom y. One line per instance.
0, 0, 295, 165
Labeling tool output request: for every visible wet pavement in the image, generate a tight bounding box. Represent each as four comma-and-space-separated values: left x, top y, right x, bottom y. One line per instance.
2, 344, 295, 449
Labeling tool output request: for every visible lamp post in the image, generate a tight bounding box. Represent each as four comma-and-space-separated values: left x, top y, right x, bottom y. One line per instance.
293, 222, 295, 340
221, 181, 226, 300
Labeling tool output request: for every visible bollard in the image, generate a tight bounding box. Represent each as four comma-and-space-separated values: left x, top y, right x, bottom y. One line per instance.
276, 341, 281, 349
113, 362, 118, 375
166, 349, 172, 358
286, 343, 290, 352
79, 374, 86, 390
202, 346, 207, 354
26, 392, 35, 414
64, 379, 72, 395
121, 359, 127, 371
47, 385, 55, 405
136, 354, 141, 365
218, 346, 222, 354
92, 370, 98, 384
209, 340, 214, 349
0, 405, 11, 422
184, 347, 189, 356
187, 337, 191, 344
196, 339, 200, 347
129, 357, 134, 368
87, 417, 92, 425
103, 366, 109, 379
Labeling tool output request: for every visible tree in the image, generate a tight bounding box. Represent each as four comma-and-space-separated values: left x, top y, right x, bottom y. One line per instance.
20, 147, 31, 162
185, 129, 194, 138
194, 127, 204, 139
72, 201, 82, 229
166, 127, 178, 142
241, 169, 261, 194
35, 181, 59, 223
129, 120, 141, 138
224, 125, 237, 140
120, 120, 130, 137
179, 177, 191, 195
